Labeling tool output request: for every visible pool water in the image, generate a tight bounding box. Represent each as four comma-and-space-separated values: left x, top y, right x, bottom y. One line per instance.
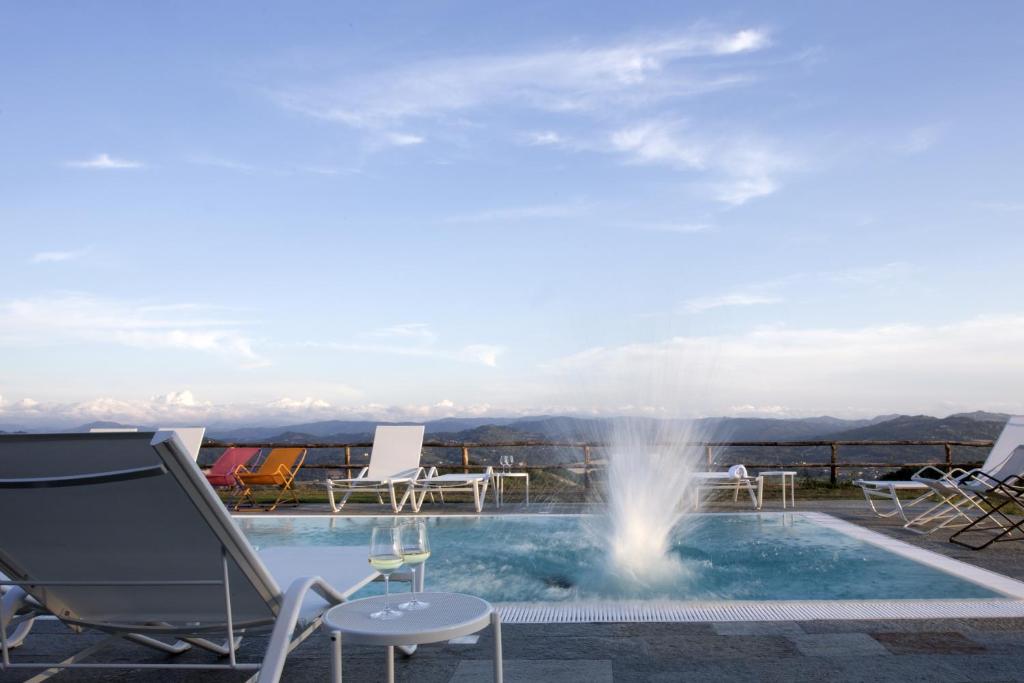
237, 513, 999, 602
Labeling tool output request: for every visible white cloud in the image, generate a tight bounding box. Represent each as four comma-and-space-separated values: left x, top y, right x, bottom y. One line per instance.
442, 201, 588, 224
188, 155, 260, 173
899, 124, 945, 154
526, 130, 564, 146
683, 293, 783, 313
385, 132, 425, 146
610, 121, 793, 204
0, 294, 267, 367
64, 153, 144, 170
369, 323, 437, 342
273, 28, 769, 127
548, 314, 1024, 416
30, 249, 88, 264
630, 222, 711, 234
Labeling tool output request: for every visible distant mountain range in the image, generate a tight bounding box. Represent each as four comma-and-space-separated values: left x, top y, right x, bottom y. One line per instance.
1, 412, 1010, 445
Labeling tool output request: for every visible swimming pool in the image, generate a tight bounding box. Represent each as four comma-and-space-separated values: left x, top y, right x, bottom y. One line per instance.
237, 512, 1024, 623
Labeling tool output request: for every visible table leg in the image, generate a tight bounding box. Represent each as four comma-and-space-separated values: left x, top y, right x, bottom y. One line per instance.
386, 645, 394, 683
782, 476, 787, 509
525, 476, 529, 507
331, 631, 342, 683
790, 474, 796, 507
757, 476, 764, 510
491, 610, 503, 683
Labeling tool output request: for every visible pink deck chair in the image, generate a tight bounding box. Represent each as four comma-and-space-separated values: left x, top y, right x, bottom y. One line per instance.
203, 447, 261, 488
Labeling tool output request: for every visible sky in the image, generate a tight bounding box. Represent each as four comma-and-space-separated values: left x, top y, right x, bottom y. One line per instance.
2, 1, 1023, 427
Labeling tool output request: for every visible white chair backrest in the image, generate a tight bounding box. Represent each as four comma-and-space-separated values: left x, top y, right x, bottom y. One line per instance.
0, 432, 280, 629
981, 416, 1024, 479
87, 427, 205, 460
366, 426, 425, 479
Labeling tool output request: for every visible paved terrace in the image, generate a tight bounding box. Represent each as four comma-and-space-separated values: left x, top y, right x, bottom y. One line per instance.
5, 500, 1024, 682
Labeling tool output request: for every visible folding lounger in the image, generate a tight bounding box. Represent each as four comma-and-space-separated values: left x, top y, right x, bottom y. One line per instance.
204, 447, 262, 489
325, 426, 426, 513
692, 465, 762, 509
234, 448, 307, 511
948, 464, 1024, 550
907, 416, 1024, 534
852, 479, 935, 522
416, 466, 495, 513
0, 431, 377, 682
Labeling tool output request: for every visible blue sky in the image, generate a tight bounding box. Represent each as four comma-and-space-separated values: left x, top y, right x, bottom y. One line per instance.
2, 2, 1023, 426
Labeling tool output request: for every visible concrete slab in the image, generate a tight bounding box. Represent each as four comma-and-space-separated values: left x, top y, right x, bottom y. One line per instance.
449, 658, 613, 682
789, 632, 891, 657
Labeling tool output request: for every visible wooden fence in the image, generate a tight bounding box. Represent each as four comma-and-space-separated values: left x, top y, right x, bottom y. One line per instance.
202, 439, 994, 487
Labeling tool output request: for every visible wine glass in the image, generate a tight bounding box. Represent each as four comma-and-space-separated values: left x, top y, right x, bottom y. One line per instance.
398, 521, 431, 610
368, 526, 403, 620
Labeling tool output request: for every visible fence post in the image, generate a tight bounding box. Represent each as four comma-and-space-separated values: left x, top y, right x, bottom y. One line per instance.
830, 443, 839, 486
462, 446, 470, 474
705, 445, 713, 469
583, 445, 591, 491
344, 446, 352, 479
945, 443, 953, 472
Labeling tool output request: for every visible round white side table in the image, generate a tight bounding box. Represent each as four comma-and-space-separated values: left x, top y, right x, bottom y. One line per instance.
323, 592, 502, 682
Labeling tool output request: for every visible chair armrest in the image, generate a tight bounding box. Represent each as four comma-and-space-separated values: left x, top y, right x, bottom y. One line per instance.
482, 466, 494, 478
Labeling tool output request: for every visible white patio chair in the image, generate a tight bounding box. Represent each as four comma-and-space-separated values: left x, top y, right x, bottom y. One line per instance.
906, 416, 1024, 534
0, 431, 378, 682
692, 464, 762, 509
416, 467, 495, 513
325, 426, 426, 513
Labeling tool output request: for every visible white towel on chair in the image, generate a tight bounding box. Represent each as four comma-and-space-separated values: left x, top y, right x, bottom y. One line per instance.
727, 464, 748, 479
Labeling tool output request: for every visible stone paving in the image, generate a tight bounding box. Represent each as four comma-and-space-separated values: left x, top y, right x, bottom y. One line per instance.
4, 500, 1024, 682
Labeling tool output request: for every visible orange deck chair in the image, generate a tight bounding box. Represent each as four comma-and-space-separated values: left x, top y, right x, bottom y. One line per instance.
234, 447, 307, 511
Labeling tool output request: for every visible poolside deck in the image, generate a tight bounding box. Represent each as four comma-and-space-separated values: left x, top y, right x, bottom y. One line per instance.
5, 501, 1024, 682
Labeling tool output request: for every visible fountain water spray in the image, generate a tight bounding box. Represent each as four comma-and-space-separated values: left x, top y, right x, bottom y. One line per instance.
599, 419, 708, 583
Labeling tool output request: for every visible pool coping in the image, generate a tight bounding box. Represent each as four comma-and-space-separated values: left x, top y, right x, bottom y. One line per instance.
238, 511, 1024, 623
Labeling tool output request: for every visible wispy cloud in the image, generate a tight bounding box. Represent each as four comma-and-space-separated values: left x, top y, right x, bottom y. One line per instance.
0, 294, 267, 367
547, 314, 1024, 416
385, 132, 425, 146
525, 130, 564, 146
64, 153, 144, 170
898, 123, 945, 154
683, 292, 783, 313
609, 121, 794, 204
272, 27, 770, 127
826, 261, 911, 286
628, 222, 711, 234
188, 155, 260, 173
30, 248, 89, 264
299, 322, 503, 367
442, 201, 589, 225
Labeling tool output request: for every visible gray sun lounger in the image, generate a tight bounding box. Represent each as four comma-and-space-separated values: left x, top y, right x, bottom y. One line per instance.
0, 431, 377, 682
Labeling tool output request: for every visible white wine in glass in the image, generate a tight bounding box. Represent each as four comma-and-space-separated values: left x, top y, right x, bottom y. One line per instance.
368, 526, 403, 620
398, 521, 431, 611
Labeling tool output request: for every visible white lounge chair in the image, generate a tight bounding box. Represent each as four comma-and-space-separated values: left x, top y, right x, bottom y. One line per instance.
417, 467, 495, 513
0, 431, 378, 682
325, 425, 426, 513
692, 464, 762, 509
907, 416, 1024, 534
852, 479, 935, 522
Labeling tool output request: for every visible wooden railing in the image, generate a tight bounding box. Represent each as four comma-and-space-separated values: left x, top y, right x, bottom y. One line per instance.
202, 439, 994, 487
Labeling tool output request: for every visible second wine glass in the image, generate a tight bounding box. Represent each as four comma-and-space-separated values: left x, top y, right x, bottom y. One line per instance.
398, 521, 431, 611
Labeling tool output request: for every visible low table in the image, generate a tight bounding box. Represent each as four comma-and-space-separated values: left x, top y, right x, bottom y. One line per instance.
493, 471, 529, 507
757, 470, 797, 508
324, 592, 502, 683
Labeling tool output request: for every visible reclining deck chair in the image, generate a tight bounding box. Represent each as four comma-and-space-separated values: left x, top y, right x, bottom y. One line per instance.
692, 465, 762, 509
907, 416, 1024, 534
325, 426, 426, 513
948, 461, 1024, 550
417, 466, 495, 513
852, 479, 935, 522
204, 447, 262, 489
234, 448, 307, 511
0, 431, 377, 682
